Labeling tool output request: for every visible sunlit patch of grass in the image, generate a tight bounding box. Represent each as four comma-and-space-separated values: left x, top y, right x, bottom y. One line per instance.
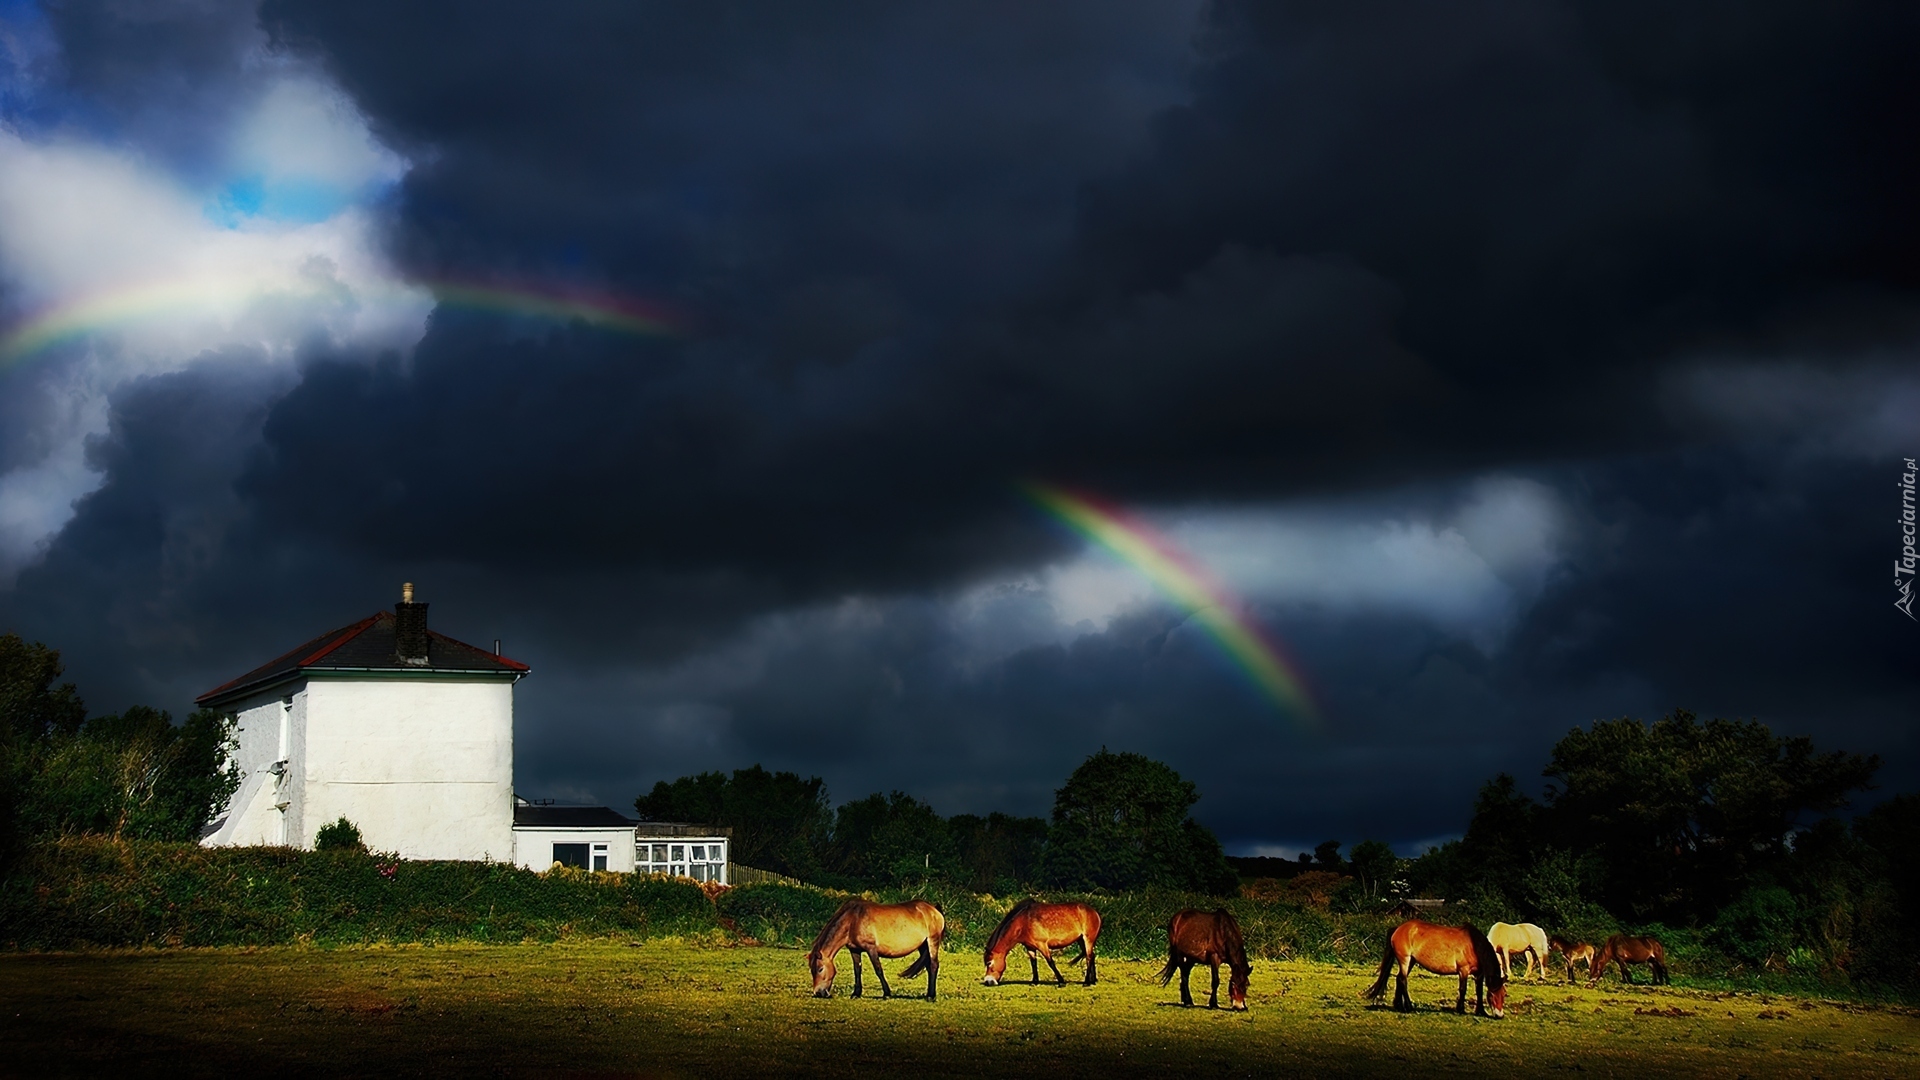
1, 946, 1915, 1078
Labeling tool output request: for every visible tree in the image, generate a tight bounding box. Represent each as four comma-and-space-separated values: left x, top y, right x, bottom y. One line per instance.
1455, 773, 1540, 906
950, 812, 1048, 893
1, 635, 238, 851
825, 790, 958, 887
1346, 839, 1401, 907
1539, 711, 1879, 921
0, 634, 87, 862
635, 764, 832, 879
24, 706, 239, 841
1038, 749, 1237, 894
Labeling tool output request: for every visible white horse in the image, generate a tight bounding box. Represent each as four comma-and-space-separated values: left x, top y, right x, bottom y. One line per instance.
1487, 921, 1550, 981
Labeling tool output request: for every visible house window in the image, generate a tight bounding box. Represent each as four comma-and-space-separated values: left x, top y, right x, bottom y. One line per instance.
552, 843, 589, 869
592, 843, 609, 872
635, 838, 726, 882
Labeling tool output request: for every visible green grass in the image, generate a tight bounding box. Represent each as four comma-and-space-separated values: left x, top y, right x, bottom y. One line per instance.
1, 944, 1915, 1078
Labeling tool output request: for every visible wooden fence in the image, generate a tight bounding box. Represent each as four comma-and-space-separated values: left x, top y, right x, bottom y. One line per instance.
729, 863, 805, 888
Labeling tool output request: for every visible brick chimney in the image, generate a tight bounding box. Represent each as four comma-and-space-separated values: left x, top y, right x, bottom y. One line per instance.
395, 581, 430, 665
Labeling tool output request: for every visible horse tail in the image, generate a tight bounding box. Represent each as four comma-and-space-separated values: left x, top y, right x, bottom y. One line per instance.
1156, 947, 1180, 987
1362, 938, 1397, 1000
1156, 915, 1182, 987
900, 954, 928, 979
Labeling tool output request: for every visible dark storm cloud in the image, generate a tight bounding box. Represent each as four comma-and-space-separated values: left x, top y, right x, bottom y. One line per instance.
30, 0, 266, 176
237, 0, 1920, 597
2, 2, 1915, 845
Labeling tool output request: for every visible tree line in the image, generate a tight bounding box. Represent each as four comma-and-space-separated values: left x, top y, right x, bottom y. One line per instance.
1403, 710, 1917, 982
635, 748, 1239, 895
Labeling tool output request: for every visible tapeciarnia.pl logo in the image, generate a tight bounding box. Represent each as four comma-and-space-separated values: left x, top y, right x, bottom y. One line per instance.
1899, 457, 1917, 620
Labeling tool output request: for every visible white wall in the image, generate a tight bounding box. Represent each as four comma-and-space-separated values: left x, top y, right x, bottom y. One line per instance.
201, 684, 302, 847
512, 827, 638, 872
298, 676, 515, 861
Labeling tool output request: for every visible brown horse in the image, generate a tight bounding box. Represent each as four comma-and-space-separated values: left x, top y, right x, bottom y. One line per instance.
1363, 920, 1507, 1018
1589, 934, 1668, 986
807, 898, 945, 1000
982, 899, 1102, 986
1549, 935, 1595, 983
1157, 908, 1250, 1010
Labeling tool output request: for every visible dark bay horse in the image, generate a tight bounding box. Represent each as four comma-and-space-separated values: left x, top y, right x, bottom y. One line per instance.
982, 899, 1102, 986
1590, 934, 1668, 985
1363, 920, 1507, 1018
1549, 935, 1595, 983
807, 898, 945, 1000
1157, 908, 1250, 1010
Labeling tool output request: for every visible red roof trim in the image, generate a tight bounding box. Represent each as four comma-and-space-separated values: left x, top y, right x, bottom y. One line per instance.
427, 628, 531, 671
196, 609, 530, 705
299, 613, 384, 666
194, 614, 385, 704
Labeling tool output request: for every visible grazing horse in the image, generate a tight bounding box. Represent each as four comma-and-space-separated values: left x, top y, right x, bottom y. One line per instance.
1589, 934, 1668, 986
1487, 921, 1550, 981
1157, 909, 1250, 1010
807, 898, 945, 1000
1549, 936, 1596, 983
1363, 920, 1507, 1018
982, 899, 1102, 987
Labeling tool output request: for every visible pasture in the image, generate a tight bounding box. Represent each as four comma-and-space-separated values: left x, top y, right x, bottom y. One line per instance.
1, 943, 1915, 1078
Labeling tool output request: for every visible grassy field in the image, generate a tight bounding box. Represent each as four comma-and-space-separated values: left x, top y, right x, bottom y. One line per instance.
1, 943, 1915, 1078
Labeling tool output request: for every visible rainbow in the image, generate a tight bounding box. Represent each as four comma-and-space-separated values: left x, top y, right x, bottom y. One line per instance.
1024, 481, 1320, 725
0, 274, 684, 364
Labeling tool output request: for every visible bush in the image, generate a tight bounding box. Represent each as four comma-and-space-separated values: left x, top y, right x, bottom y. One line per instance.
1710, 885, 1801, 968
715, 884, 849, 947
313, 817, 364, 852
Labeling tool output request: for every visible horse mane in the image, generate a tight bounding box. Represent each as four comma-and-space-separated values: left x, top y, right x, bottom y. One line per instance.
1464, 923, 1506, 987
1213, 909, 1250, 971
985, 898, 1038, 957
809, 899, 862, 956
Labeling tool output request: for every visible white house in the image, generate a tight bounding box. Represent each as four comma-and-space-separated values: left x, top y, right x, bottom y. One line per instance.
510, 802, 641, 872
199, 584, 732, 882
197, 584, 528, 861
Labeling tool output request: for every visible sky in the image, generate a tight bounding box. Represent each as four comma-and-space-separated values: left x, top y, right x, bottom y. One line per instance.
0, 1, 1914, 858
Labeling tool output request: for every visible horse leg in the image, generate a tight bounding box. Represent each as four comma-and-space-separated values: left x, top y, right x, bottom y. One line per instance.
1038, 945, 1066, 986
1394, 957, 1411, 1012
1083, 937, 1097, 986
1179, 959, 1194, 1006
870, 952, 894, 999
925, 942, 940, 1001
850, 948, 863, 998
1208, 960, 1220, 1009
1027, 946, 1040, 985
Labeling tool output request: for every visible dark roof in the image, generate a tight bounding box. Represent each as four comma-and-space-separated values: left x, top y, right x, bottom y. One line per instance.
196, 609, 529, 707
513, 805, 638, 828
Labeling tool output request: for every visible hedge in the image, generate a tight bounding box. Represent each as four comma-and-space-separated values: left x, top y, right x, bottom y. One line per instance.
0, 838, 718, 948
